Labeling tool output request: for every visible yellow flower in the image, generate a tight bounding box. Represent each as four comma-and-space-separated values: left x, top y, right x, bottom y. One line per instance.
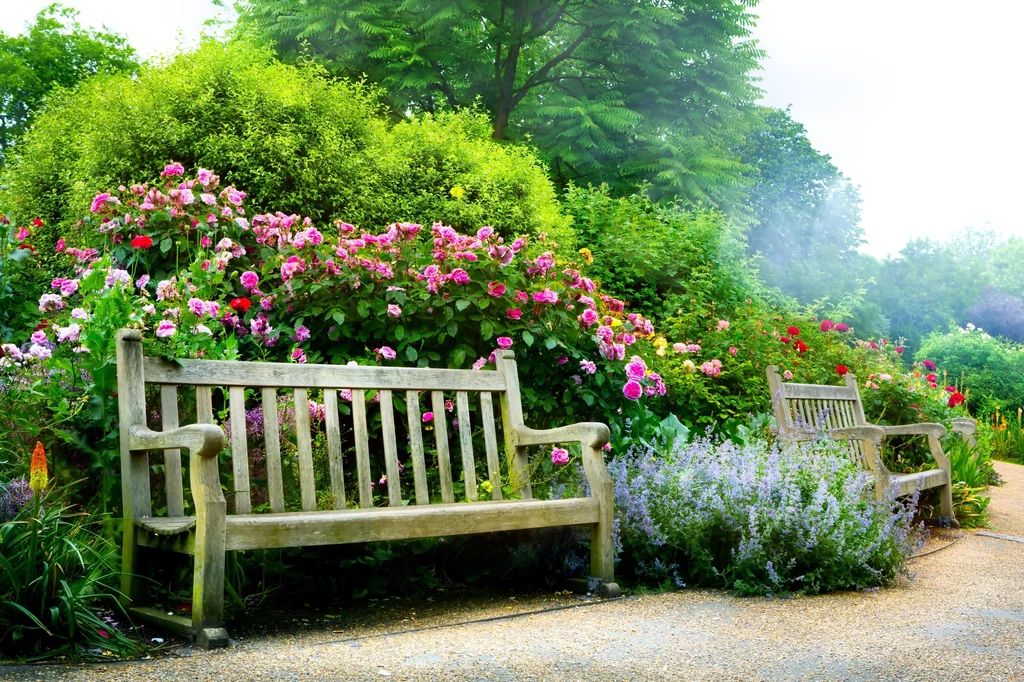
653, 336, 668, 348
29, 441, 48, 496
578, 247, 594, 264
610, 318, 623, 327
449, 185, 466, 199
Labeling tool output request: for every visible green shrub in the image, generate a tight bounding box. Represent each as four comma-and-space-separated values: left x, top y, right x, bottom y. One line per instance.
917, 325, 1024, 416
564, 184, 755, 321
5, 40, 570, 276
0, 486, 138, 660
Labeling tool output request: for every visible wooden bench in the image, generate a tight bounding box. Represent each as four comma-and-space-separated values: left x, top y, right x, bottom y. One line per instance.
115, 329, 618, 648
766, 365, 961, 528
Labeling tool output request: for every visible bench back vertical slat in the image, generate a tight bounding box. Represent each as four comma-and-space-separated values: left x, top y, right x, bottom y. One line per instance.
431, 390, 455, 504
480, 392, 502, 501
261, 388, 285, 513
228, 386, 252, 514
352, 389, 373, 508
405, 390, 429, 505
495, 350, 531, 499
116, 330, 151, 519
456, 391, 478, 501
379, 390, 402, 506
160, 385, 185, 517
294, 388, 317, 512
323, 389, 346, 510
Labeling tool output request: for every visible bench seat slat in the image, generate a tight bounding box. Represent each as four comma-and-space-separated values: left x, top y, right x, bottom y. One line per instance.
779, 384, 856, 401
892, 469, 948, 496
228, 386, 252, 514
380, 390, 402, 506
456, 391, 477, 501
223, 497, 600, 551
323, 389, 346, 510
262, 388, 285, 513
406, 391, 430, 505
352, 389, 373, 508
480, 392, 502, 500
159, 385, 185, 517
294, 388, 317, 512
143, 357, 506, 391
431, 391, 455, 504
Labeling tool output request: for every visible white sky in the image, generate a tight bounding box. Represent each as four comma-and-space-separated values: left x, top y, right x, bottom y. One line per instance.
3, 0, 1022, 258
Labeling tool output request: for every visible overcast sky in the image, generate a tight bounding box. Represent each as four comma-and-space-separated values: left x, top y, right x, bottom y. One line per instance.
3, 0, 1022, 258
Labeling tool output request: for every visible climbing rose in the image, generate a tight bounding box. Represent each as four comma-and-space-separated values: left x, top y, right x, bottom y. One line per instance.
820, 319, 834, 332
387, 304, 402, 318
551, 447, 570, 466
625, 357, 647, 382
580, 308, 599, 328
895, 347, 904, 354
377, 346, 397, 360
496, 337, 513, 350
949, 391, 965, 408
240, 271, 259, 290
925, 373, 938, 383
156, 320, 177, 338
681, 360, 696, 374
787, 326, 800, 336
921, 360, 937, 371
783, 370, 794, 380
161, 162, 185, 177
230, 297, 251, 313
293, 325, 310, 342
580, 360, 597, 375
472, 357, 487, 370
794, 340, 809, 353
506, 309, 522, 320
835, 323, 849, 332
450, 269, 470, 285
729, 347, 738, 356
622, 380, 643, 401
533, 289, 558, 304
422, 411, 434, 423
487, 281, 506, 297
779, 337, 790, 344
717, 319, 730, 331
835, 365, 849, 376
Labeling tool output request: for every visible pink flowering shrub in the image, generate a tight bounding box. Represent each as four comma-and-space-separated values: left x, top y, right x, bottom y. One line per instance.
2, 165, 675, 495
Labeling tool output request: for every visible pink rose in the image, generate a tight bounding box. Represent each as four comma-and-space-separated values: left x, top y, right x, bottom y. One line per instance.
496, 337, 513, 350
622, 380, 643, 401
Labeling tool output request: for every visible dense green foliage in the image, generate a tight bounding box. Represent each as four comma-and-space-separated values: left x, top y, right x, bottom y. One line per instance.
238, 0, 764, 207
5, 40, 571, 271
0, 4, 137, 161
564, 184, 756, 321
917, 326, 1024, 417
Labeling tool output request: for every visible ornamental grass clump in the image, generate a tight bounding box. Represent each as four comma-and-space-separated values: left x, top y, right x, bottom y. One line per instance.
610, 437, 924, 596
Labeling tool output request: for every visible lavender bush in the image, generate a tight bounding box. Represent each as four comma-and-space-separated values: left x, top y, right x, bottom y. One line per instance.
610, 437, 924, 596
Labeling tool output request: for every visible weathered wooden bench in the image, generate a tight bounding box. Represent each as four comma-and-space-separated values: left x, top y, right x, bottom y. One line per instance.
766, 366, 960, 528
115, 329, 618, 648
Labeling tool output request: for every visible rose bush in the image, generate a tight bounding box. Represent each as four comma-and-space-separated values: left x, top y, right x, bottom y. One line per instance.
0, 164, 669, 504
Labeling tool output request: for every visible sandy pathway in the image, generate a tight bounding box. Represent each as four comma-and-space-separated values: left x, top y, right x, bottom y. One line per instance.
7, 462, 1024, 682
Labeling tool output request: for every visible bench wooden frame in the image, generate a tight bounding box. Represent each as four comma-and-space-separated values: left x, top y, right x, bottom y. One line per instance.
116, 329, 618, 648
766, 365, 963, 528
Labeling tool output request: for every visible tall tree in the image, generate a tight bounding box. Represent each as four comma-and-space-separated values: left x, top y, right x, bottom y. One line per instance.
238, 0, 764, 206
0, 4, 137, 161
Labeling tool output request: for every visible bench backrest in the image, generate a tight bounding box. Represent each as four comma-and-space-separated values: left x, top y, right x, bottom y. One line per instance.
766, 365, 870, 463
116, 329, 528, 520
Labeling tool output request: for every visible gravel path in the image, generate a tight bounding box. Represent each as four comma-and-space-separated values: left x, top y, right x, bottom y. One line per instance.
7, 462, 1024, 682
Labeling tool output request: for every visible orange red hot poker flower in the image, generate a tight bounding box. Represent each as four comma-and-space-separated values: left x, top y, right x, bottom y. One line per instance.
29, 441, 48, 495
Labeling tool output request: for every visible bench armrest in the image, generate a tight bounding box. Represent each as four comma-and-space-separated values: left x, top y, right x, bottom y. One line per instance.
951, 418, 977, 441
828, 425, 886, 443
878, 423, 947, 439
128, 424, 226, 458
512, 423, 611, 449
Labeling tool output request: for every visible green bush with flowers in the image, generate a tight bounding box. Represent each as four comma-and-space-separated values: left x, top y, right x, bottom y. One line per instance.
0, 163, 670, 506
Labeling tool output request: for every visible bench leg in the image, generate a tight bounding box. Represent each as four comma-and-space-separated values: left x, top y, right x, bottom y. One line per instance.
587, 445, 620, 598
191, 505, 229, 648
938, 480, 958, 529
120, 521, 147, 608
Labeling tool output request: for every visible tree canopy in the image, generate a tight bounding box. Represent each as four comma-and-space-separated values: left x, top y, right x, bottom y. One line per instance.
238, 0, 765, 207
0, 3, 137, 160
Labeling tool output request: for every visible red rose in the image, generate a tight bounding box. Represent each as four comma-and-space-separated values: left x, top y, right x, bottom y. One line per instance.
795, 340, 809, 353
895, 347, 904, 354
868, 341, 879, 349
948, 391, 965, 408
820, 319, 834, 332
131, 235, 154, 249
779, 336, 790, 344
787, 326, 800, 336
230, 297, 251, 313
835, 365, 849, 376
835, 323, 849, 332
31, 218, 44, 227
925, 373, 937, 383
